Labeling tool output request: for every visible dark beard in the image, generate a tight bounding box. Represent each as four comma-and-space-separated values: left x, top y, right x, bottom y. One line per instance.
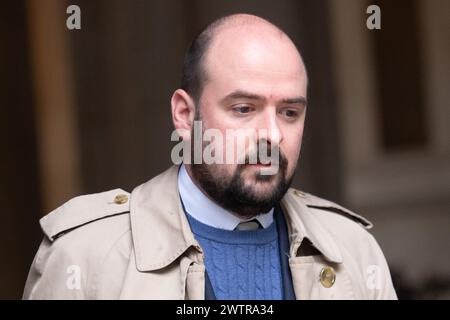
190, 151, 292, 219
188, 106, 294, 219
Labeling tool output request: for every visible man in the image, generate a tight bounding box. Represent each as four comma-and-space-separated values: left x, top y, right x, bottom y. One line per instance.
23, 14, 397, 299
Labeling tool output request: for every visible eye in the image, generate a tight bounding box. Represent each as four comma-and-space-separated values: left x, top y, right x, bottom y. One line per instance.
280, 109, 299, 119
232, 105, 254, 115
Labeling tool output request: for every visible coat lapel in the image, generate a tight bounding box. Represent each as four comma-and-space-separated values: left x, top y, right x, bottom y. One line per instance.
281, 190, 348, 299
123, 165, 204, 299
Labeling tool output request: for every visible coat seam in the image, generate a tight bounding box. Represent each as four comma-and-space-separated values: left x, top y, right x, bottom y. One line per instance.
88, 228, 132, 298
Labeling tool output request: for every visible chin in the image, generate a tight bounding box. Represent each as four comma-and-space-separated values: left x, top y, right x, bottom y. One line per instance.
246, 181, 277, 197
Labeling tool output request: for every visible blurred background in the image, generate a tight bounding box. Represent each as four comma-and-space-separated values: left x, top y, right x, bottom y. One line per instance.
1, 0, 449, 299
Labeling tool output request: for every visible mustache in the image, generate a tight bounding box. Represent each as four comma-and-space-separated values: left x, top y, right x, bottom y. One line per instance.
238, 140, 284, 165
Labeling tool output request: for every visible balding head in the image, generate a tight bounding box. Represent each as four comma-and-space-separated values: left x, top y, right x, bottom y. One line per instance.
181, 14, 306, 102
172, 14, 308, 217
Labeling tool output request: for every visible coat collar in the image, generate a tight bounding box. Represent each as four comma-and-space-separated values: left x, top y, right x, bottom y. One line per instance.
130, 165, 342, 271
281, 191, 343, 264
130, 166, 201, 271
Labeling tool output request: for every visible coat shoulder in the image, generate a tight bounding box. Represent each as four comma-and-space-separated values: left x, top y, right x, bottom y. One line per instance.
24, 189, 133, 299
289, 188, 373, 230
39, 188, 132, 242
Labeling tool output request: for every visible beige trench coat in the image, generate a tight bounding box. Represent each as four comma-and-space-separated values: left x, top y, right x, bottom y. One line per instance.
23, 166, 397, 299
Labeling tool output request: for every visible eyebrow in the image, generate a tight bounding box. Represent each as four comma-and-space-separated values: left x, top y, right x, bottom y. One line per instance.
220, 90, 307, 106
281, 97, 308, 106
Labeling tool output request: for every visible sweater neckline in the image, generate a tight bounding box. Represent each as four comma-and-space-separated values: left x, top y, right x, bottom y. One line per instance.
186, 213, 278, 245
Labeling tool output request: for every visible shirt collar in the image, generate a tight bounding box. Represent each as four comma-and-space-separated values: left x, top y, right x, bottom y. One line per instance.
178, 164, 274, 230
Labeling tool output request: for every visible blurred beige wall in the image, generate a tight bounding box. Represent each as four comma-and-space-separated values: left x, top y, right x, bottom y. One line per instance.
330, 0, 450, 298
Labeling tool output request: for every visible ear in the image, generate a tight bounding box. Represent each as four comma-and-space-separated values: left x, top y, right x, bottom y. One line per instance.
171, 89, 196, 141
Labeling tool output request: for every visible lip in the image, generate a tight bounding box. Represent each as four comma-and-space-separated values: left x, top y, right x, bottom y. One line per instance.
246, 163, 272, 167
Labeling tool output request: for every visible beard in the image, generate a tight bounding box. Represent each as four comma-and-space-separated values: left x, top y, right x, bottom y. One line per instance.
189, 139, 294, 219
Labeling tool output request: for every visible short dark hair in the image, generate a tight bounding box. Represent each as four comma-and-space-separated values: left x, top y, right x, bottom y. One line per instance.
180, 23, 216, 103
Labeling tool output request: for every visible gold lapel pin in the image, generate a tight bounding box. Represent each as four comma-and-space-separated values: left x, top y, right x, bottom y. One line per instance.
114, 194, 128, 205
319, 266, 336, 288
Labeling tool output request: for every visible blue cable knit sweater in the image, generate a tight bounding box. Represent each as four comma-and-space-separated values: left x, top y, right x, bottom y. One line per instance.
186, 213, 283, 300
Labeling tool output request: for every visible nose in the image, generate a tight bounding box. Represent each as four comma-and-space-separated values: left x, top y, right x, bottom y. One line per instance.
256, 107, 283, 146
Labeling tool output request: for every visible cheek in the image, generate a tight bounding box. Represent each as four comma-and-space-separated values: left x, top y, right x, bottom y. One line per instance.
282, 127, 304, 162
284, 143, 301, 165
199, 105, 238, 141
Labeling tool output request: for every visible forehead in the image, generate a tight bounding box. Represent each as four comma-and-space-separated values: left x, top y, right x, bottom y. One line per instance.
203, 26, 307, 98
